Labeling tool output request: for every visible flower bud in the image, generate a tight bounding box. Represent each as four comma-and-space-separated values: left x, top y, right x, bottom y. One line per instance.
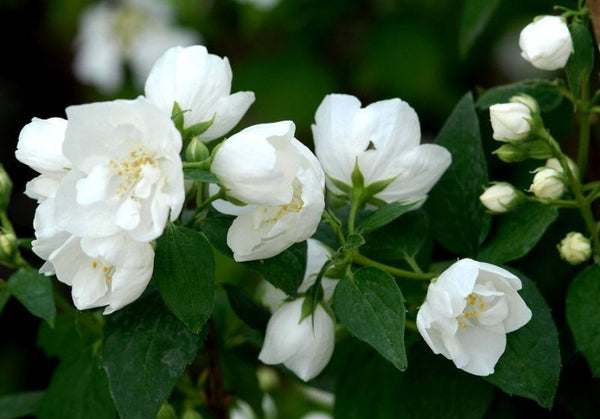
0, 164, 12, 213
510, 94, 539, 114
185, 137, 210, 163
558, 232, 591, 265
493, 139, 553, 163
530, 168, 565, 199
545, 157, 578, 178
519, 16, 573, 71
0, 232, 17, 265
480, 183, 522, 213
259, 298, 335, 381
489, 102, 532, 142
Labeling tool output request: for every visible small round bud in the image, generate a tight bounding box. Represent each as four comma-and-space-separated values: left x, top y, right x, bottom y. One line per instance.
558, 232, 591, 265
489, 102, 532, 143
182, 410, 203, 419
519, 16, 573, 71
480, 183, 522, 213
185, 137, 210, 163
0, 232, 17, 265
545, 157, 578, 178
510, 94, 540, 114
493, 139, 553, 163
0, 164, 12, 213
530, 168, 565, 199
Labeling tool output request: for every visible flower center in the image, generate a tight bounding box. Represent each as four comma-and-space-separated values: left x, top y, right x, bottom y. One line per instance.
456, 293, 487, 329
109, 148, 158, 199
91, 260, 116, 283
257, 180, 304, 225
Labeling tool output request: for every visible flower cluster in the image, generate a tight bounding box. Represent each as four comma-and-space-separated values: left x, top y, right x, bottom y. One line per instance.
17, 45, 253, 313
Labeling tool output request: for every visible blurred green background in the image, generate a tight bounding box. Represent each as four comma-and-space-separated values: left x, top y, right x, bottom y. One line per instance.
0, 0, 586, 414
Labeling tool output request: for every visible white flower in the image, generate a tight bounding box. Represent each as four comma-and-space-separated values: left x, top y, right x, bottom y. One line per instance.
234, 0, 281, 11
54, 96, 184, 242
479, 183, 521, 213
259, 298, 335, 381
73, 0, 199, 93
145, 45, 255, 141
16, 117, 71, 201
44, 233, 154, 314
530, 167, 565, 199
211, 121, 325, 262
558, 232, 591, 265
519, 16, 573, 71
261, 239, 339, 311
489, 102, 531, 142
417, 259, 532, 376
311, 94, 451, 205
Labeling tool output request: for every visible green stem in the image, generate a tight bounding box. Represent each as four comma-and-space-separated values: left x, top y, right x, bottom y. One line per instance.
0, 212, 14, 233
182, 161, 209, 169
577, 78, 590, 180
347, 191, 363, 235
540, 128, 600, 256
353, 253, 434, 280
404, 254, 423, 274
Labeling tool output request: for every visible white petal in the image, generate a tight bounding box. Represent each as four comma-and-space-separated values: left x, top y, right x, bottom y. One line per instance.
455, 325, 507, 376
430, 258, 480, 317
259, 299, 310, 364
374, 144, 451, 205
16, 117, 70, 174
200, 91, 256, 141
115, 198, 142, 230
283, 304, 335, 381
25, 175, 62, 201
76, 164, 111, 205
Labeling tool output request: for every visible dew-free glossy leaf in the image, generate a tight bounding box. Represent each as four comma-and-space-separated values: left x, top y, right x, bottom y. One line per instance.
334, 268, 407, 371
8, 269, 56, 327
566, 22, 594, 100
102, 293, 205, 419
426, 92, 489, 256
566, 265, 600, 378
155, 223, 215, 333
477, 79, 563, 112
478, 202, 558, 264
356, 201, 414, 234
223, 283, 270, 333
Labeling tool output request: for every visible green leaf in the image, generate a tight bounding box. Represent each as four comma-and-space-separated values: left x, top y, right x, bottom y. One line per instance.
155, 223, 215, 333
199, 212, 235, 256
37, 313, 98, 361
486, 270, 561, 409
0, 286, 9, 315
246, 241, 308, 296
7, 269, 56, 327
183, 168, 220, 184
37, 349, 115, 419
458, 0, 500, 58
478, 202, 559, 264
0, 391, 44, 419
426, 92, 490, 256
223, 283, 270, 333
362, 210, 428, 260
566, 21, 594, 100
333, 268, 407, 371
335, 340, 493, 419
183, 116, 214, 142
476, 79, 563, 112
171, 101, 186, 133
566, 265, 600, 378
102, 293, 205, 419
355, 201, 415, 234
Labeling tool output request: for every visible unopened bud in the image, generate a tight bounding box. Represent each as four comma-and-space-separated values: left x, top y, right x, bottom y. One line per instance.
480, 183, 522, 213
558, 232, 591, 265
182, 410, 203, 419
519, 16, 573, 71
0, 232, 17, 265
530, 168, 565, 199
545, 157, 578, 178
489, 102, 532, 143
185, 137, 210, 163
493, 139, 552, 163
510, 94, 540, 114
0, 164, 12, 212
